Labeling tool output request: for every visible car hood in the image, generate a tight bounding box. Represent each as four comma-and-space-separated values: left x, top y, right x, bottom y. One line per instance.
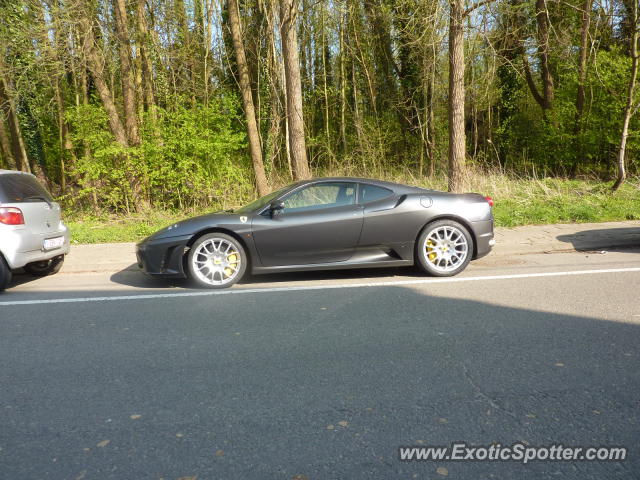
140, 211, 250, 243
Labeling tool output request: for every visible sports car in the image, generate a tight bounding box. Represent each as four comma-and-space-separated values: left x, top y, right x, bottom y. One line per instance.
136, 177, 495, 288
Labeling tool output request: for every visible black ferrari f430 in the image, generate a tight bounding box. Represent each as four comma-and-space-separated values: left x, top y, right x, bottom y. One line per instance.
136, 177, 495, 288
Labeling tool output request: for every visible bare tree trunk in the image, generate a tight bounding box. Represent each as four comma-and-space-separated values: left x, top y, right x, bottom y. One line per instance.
613, 0, 638, 191
113, 0, 140, 146
79, 14, 129, 147
536, 0, 554, 110
0, 113, 17, 170
524, 0, 554, 112
573, 0, 592, 174
80, 6, 147, 209
53, 81, 75, 192
448, 0, 466, 192
279, 0, 311, 180
427, 74, 436, 178
351, 11, 378, 118
352, 58, 365, 157
363, 0, 398, 112
427, 39, 437, 178
203, 0, 215, 105
339, 6, 347, 153
0, 77, 31, 173
227, 0, 269, 196
48, 8, 77, 192
321, 8, 331, 153
264, 0, 285, 173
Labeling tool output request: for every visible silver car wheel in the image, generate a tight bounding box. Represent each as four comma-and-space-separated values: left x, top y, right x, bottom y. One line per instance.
424, 225, 469, 273
191, 237, 242, 286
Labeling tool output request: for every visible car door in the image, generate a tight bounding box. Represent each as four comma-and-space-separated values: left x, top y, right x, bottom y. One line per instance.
357, 183, 411, 246
251, 182, 363, 267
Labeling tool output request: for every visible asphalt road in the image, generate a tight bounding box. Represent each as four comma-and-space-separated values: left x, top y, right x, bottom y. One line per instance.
1, 249, 640, 479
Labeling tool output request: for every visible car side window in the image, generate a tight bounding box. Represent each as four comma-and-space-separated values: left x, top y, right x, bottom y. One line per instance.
283, 182, 356, 213
358, 184, 393, 204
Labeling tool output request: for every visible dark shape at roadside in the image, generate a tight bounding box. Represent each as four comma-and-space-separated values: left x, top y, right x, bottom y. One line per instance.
557, 227, 640, 253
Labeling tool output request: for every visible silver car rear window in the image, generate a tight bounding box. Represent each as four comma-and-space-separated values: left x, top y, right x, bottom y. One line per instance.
0, 174, 53, 203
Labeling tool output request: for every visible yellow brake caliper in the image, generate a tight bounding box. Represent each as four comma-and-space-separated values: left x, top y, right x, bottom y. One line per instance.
426, 240, 437, 262
224, 253, 238, 278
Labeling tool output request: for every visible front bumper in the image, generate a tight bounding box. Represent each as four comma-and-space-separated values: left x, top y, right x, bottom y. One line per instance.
136, 234, 191, 278
1, 224, 71, 269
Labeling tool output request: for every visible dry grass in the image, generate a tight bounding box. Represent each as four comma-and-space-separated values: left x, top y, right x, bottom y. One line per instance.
66, 169, 640, 243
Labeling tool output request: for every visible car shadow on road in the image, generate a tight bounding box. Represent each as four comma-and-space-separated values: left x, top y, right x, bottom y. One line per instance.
109, 264, 192, 289
557, 227, 640, 253
6, 270, 40, 288
109, 263, 421, 289
0, 283, 639, 479
240, 266, 417, 285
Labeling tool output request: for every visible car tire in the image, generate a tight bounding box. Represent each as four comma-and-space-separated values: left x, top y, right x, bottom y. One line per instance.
416, 219, 473, 277
187, 233, 247, 289
0, 255, 11, 292
24, 255, 65, 277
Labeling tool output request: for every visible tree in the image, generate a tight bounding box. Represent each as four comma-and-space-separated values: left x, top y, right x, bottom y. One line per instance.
447, 0, 496, 192
279, 0, 311, 180
523, 0, 554, 112
448, 0, 466, 192
0, 74, 31, 173
0, 0, 636, 212
113, 0, 140, 146
135, 0, 156, 118
573, 0, 593, 172
227, 0, 269, 195
613, 0, 639, 191
0, 111, 17, 170
78, 6, 129, 148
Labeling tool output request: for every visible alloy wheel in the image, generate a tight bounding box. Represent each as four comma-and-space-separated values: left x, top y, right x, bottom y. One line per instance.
191, 237, 242, 286
424, 225, 469, 273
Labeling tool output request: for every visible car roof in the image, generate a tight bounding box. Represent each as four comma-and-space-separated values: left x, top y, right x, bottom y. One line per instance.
300, 176, 430, 194
0, 170, 34, 177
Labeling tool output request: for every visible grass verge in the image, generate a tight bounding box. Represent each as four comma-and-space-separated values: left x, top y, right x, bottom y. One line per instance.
65, 176, 640, 244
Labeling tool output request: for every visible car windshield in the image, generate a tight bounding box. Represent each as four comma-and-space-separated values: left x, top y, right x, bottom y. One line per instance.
234, 186, 291, 213
0, 173, 53, 204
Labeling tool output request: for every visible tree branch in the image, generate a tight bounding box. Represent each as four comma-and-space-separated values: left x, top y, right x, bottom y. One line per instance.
523, 56, 545, 109
463, 0, 497, 17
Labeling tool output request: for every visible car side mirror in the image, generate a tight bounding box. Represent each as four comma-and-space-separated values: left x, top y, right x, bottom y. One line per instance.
269, 200, 285, 217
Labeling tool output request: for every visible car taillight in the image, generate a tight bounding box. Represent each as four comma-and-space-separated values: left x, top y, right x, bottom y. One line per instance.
0, 207, 25, 225
485, 196, 494, 207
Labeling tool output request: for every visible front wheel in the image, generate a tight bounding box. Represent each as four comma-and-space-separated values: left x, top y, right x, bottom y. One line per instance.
187, 233, 247, 289
24, 255, 65, 277
416, 220, 473, 277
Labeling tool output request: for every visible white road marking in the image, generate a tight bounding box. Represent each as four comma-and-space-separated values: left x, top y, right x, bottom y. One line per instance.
1, 267, 640, 307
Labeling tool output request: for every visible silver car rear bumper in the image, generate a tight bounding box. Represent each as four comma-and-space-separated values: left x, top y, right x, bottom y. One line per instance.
0, 223, 71, 269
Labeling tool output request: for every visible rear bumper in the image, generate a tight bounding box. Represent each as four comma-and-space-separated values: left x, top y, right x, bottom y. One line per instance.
136, 235, 190, 278
0, 224, 71, 269
471, 218, 494, 259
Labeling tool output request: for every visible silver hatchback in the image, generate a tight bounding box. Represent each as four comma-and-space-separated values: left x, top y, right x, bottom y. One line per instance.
0, 170, 70, 291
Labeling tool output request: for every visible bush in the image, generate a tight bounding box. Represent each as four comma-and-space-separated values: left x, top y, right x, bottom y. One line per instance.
65, 95, 252, 212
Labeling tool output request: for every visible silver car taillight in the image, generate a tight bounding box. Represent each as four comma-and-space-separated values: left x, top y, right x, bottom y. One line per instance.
0, 207, 25, 225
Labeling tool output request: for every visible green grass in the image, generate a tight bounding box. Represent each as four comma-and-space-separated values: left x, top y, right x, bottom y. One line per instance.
66, 210, 209, 245
491, 180, 640, 227
64, 176, 640, 244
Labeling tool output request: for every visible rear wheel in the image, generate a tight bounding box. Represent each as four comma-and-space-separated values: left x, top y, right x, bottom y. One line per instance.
24, 255, 65, 277
0, 255, 11, 292
416, 220, 473, 277
187, 233, 247, 289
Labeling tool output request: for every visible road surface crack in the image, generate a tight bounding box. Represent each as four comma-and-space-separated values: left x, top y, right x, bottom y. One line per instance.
461, 363, 518, 420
